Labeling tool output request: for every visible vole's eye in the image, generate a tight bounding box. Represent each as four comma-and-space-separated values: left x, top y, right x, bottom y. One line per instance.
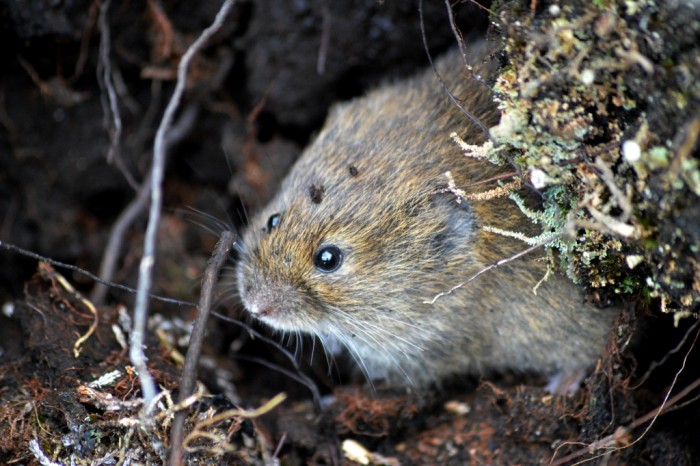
267, 213, 281, 232
313, 245, 343, 273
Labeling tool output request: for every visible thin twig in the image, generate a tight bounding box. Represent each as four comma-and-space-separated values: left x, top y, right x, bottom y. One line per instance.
458, 171, 520, 189
444, 0, 491, 92
38, 263, 100, 358
132, 0, 236, 411
90, 104, 199, 306
182, 393, 287, 452
465, 0, 495, 15
0, 240, 193, 306
273, 432, 287, 459
418, 0, 496, 145
97, 0, 123, 165
213, 311, 323, 411
631, 319, 700, 390
550, 324, 700, 465
90, 178, 150, 304
445, 0, 468, 62
593, 158, 633, 222
169, 230, 236, 466
29, 438, 62, 466
96, 0, 139, 191
71, 0, 100, 82
424, 239, 553, 304
234, 355, 319, 393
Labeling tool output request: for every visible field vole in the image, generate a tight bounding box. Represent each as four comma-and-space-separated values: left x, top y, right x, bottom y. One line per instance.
235, 45, 616, 388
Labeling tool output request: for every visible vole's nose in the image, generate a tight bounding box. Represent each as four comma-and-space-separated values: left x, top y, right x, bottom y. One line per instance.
250, 303, 273, 317
240, 277, 298, 329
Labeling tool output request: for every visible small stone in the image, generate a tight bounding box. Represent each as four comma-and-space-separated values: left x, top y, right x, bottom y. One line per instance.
626, 255, 644, 269
530, 168, 548, 189
580, 69, 595, 85
622, 140, 641, 163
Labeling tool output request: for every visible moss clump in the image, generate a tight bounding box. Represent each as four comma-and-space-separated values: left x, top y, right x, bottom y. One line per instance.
490, 0, 700, 313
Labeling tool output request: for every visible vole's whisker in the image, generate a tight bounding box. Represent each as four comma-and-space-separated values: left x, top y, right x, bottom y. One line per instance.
334, 310, 407, 354
315, 333, 341, 378
379, 314, 439, 342
336, 308, 425, 353
332, 312, 416, 384
330, 327, 374, 389
310, 335, 317, 362
365, 319, 427, 352
293, 331, 302, 359
339, 320, 415, 386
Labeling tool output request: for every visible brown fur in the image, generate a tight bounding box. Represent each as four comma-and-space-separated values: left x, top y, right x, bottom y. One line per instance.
236, 45, 616, 387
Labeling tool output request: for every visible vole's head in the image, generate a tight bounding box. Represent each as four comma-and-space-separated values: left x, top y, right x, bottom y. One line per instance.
236, 85, 491, 369
234, 47, 505, 384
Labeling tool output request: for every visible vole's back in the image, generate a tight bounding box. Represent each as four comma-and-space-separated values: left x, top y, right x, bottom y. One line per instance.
236, 46, 615, 387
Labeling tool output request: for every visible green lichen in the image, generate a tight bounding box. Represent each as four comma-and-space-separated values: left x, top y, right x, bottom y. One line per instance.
488, 0, 700, 313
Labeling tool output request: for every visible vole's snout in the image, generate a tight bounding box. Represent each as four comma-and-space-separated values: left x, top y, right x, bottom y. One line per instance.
245, 301, 272, 317
240, 279, 266, 312
238, 274, 304, 331
242, 290, 279, 321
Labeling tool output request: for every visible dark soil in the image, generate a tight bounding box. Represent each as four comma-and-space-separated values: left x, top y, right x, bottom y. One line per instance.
0, 1, 698, 465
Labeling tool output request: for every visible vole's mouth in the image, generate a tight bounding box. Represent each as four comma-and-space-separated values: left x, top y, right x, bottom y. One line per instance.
245, 299, 284, 325
256, 312, 313, 333
243, 297, 312, 333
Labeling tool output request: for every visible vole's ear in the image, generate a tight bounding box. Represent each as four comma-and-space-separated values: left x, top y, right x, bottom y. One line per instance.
428, 194, 477, 256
